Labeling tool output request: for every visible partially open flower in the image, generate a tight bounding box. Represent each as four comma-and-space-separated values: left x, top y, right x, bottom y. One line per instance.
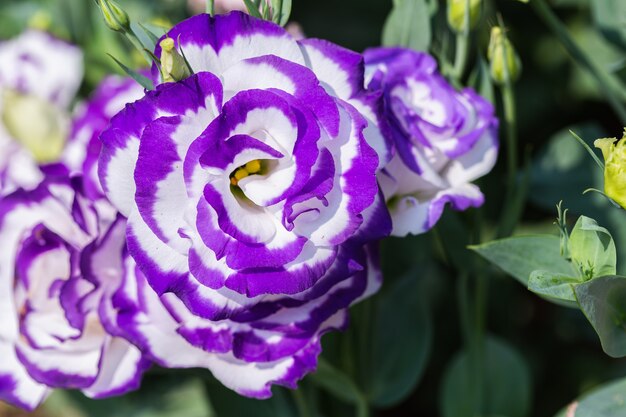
0, 177, 149, 410
595, 133, 626, 209
364, 47, 499, 236
0, 30, 83, 194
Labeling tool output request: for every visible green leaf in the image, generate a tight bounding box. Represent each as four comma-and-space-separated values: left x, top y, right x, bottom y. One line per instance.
60, 375, 213, 417
569, 216, 617, 279
138, 22, 161, 50
242, 0, 263, 19
470, 235, 574, 286
208, 378, 294, 416
528, 270, 579, 302
575, 275, 626, 358
591, 0, 626, 51
440, 337, 532, 417
553, 376, 626, 417
310, 359, 365, 405
107, 53, 154, 90
382, 0, 431, 52
367, 270, 433, 407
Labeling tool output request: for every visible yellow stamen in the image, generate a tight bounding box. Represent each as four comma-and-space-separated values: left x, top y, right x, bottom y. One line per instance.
245, 159, 261, 174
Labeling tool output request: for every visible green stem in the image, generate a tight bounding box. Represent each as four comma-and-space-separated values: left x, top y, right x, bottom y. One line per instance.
292, 389, 313, 417
453, 33, 470, 82
356, 396, 370, 417
530, 0, 626, 124
206, 0, 215, 15
471, 268, 487, 416
496, 82, 520, 238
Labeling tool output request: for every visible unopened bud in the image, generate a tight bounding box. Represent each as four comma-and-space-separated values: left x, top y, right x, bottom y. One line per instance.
28, 11, 52, 31
447, 0, 481, 33
159, 38, 192, 83
595, 132, 626, 209
98, 0, 130, 33
488, 26, 522, 85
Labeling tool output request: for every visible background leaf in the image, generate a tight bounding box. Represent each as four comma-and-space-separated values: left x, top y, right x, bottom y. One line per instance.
381, 0, 431, 51
440, 336, 532, 417
366, 269, 433, 408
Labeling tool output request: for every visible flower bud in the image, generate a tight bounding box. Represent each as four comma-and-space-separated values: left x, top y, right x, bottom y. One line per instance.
97, 0, 130, 33
595, 133, 626, 209
1, 90, 68, 163
447, 0, 481, 33
28, 11, 52, 32
488, 26, 522, 85
159, 37, 192, 83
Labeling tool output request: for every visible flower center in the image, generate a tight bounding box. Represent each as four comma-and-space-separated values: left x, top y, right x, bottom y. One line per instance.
1, 89, 68, 163
229, 159, 263, 186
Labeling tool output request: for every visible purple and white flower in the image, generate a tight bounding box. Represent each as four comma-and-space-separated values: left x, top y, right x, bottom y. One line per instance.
63, 75, 144, 198
0, 30, 83, 194
364, 47, 499, 236
99, 12, 390, 397
0, 177, 149, 410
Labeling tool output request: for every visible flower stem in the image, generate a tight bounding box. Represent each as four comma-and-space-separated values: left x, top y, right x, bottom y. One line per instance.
530, 0, 626, 124
292, 389, 313, 417
496, 80, 521, 238
206, 0, 215, 15
453, 33, 470, 82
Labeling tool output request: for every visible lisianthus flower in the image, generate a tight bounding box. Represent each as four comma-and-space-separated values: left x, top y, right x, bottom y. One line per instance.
63, 75, 144, 198
364, 47, 498, 236
0, 30, 83, 194
0, 177, 149, 410
99, 12, 391, 396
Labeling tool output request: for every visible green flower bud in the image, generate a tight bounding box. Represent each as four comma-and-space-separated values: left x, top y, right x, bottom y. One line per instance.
487, 26, 522, 85
159, 37, 192, 83
595, 133, 626, 209
447, 0, 481, 33
2, 90, 68, 163
28, 11, 52, 32
98, 0, 130, 33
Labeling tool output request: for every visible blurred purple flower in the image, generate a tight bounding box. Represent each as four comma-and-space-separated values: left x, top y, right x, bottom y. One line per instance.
365, 47, 499, 236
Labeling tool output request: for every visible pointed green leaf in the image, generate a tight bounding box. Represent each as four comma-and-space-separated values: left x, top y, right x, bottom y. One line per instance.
138, 22, 160, 51
470, 235, 574, 286
107, 54, 154, 90
242, 0, 263, 18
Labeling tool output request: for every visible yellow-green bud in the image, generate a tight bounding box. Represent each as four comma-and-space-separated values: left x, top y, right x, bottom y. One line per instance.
28, 11, 52, 32
488, 26, 522, 85
160, 38, 192, 83
2, 90, 68, 163
447, 0, 481, 33
595, 133, 626, 209
98, 0, 130, 33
